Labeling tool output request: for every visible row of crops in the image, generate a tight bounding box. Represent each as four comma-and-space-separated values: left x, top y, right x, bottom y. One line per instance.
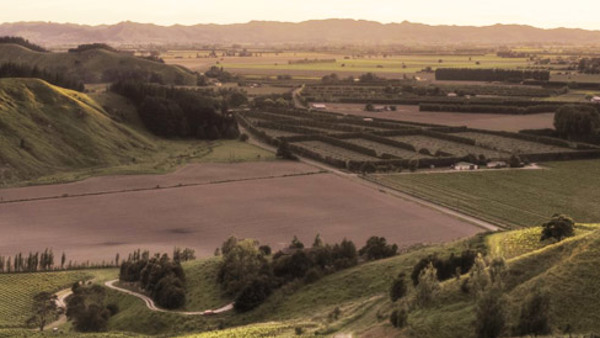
238, 109, 600, 172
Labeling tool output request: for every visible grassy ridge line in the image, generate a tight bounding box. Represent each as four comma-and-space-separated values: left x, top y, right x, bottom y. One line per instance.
0, 44, 196, 85
0, 78, 157, 185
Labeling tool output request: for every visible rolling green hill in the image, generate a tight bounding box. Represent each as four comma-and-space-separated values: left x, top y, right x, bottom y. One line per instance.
0, 78, 157, 185
0, 43, 196, 85
3, 225, 600, 337
102, 225, 600, 337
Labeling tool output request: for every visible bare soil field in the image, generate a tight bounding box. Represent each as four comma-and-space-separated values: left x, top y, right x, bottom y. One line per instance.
0, 163, 481, 262
0, 161, 319, 203
317, 103, 554, 132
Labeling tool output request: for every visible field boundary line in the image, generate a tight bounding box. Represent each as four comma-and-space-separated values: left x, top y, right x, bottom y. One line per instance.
0, 170, 326, 205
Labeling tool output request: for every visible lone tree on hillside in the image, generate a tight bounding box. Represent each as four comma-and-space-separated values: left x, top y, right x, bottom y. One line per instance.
540, 214, 575, 242
27, 292, 58, 331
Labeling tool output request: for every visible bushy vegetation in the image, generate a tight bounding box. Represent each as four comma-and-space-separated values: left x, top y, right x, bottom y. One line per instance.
540, 214, 575, 242
358, 236, 398, 260
411, 250, 477, 285
204, 66, 237, 83
110, 80, 239, 139
554, 104, 600, 140
68, 43, 119, 53
66, 283, 117, 332
218, 235, 398, 313
577, 58, 600, 74
0, 62, 84, 91
0, 36, 47, 52
119, 250, 186, 309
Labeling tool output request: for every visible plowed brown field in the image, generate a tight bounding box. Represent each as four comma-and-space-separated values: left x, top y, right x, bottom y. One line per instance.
0, 162, 481, 262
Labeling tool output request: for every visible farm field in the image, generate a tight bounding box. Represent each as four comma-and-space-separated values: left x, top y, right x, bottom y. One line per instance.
294, 141, 380, 161
452, 131, 576, 154
314, 103, 555, 132
370, 159, 600, 228
390, 135, 508, 158
0, 161, 318, 203
0, 163, 482, 263
0, 269, 117, 328
343, 138, 426, 159
164, 51, 530, 78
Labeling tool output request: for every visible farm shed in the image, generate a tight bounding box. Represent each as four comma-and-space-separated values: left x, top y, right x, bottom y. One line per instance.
453, 162, 478, 170
311, 103, 327, 110
591, 96, 600, 104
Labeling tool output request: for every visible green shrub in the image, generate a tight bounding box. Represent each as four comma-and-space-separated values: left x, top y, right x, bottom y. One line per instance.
541, 214, 575, 242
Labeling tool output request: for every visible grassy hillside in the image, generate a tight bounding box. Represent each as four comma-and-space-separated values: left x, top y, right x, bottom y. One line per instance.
0, 78, 274, 186
6, 225, 600, 337
0, 78, 157, 185
0, 43, 196, 85
371, 160, 600, 228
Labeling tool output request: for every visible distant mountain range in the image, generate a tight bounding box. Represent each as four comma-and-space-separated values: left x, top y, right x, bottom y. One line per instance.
2, 19, 600, 47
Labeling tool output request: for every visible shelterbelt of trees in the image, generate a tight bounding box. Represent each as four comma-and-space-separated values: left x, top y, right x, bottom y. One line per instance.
0, 62, 84, 91
110, 81, 241, 139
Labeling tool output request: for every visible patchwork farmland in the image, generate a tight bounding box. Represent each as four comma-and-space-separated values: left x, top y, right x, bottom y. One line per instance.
238, 108, 600, 172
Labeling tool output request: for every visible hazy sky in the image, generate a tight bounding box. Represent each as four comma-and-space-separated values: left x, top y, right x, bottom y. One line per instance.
1, 0, 599, 30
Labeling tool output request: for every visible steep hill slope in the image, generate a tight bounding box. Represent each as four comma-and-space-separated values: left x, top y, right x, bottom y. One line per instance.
0, 78, 156, 185
0, 44, 196, 84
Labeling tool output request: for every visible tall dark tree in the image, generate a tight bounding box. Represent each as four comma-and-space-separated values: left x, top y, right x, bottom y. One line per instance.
27, 292, 58, 331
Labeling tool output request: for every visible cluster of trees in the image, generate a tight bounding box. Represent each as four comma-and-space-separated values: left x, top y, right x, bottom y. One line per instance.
0, 36, 48, 52
119, 250, 186, 309
173, 247, 196, 263
110, 80, 239, 139
68, 43, 118, 53
204, 66, 237, 83
410, 249, 478, 286
0, 249, 61, 273
390, 251, 552, 337
100, 69, 174, 85
541, 214, 575, 242
577, 58, 600, 74
420, 103, 561, 115
496, 51, 530, 58
435, 68, 550, 82
252, 93, 293, 109
554, 104, 600, 141
0, 62, 84, 91
218, 235, 399, 312
66, 283, 118, 332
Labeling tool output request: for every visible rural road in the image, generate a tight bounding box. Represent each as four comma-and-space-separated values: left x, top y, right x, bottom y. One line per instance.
45, 280, 93, 331
104, 280, 234, 315
242, 127, 500, 232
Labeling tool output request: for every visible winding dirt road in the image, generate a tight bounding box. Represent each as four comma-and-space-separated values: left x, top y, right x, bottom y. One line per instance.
104, 280, 234, 315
